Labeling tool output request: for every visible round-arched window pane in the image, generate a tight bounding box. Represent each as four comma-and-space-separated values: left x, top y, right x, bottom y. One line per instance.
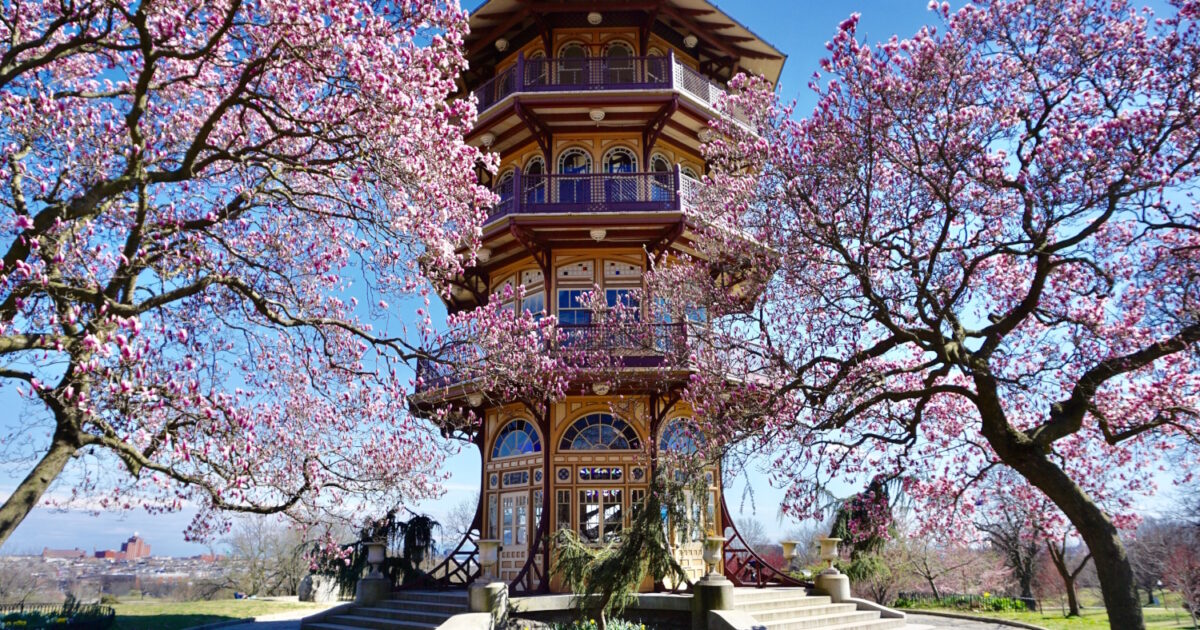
604, 148, 637, 174
606, 42, 632, 58
661, 418, 705, 454
560, 413, 641, 450
651, 156, 670, 173
525, 157, 546, 204
493, 419, 542, 459
558, 149, 591, 174
606, 42, 634, 83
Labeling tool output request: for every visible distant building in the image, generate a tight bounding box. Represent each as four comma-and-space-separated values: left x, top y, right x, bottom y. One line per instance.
120, 534, 150, 559
42, 547, 87, 560
93, 533, 151, 561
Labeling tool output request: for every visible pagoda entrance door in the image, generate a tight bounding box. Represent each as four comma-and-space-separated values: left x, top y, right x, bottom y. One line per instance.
499, 491, 529, 583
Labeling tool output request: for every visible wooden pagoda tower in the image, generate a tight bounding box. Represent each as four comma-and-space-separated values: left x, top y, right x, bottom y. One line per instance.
411, 0, 795, 595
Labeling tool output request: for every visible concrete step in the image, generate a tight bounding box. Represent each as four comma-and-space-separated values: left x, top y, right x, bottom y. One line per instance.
351, 607, 460, 625
757, 610, 883, 630
322, 614, 440, 630
375, 600, 468, 615
749, 603, 861, 621
732, 587, 812, 603
388, 591, 469, 606
761, 614, 906, 630
734, 595, 835, 612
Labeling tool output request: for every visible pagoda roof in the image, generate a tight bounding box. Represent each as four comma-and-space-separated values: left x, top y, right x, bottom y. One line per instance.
466, 0, 786, 85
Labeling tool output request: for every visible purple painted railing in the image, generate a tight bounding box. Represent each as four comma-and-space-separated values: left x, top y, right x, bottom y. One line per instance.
470, 51, 749, 125
489, 166, 700, 221
414, 322, 689, 394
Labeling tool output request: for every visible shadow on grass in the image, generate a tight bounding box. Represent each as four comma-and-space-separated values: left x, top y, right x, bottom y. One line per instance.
114, 613, 251, 630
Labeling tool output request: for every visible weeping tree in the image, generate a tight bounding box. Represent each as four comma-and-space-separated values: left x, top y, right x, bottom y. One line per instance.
829, 477, 895, 584
318, 509, 441, 596
554, 472, 696, 630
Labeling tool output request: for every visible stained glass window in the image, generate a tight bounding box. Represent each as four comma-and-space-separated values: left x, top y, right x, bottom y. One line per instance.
560, 413, 641, 450
661, 417, 705, 454
492, 419, 542, 460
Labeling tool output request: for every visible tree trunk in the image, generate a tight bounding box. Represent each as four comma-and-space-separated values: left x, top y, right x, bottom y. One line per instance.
976, 381, 1144, 630
1018, 572, 1034, 601
1047, 540, 1088, 617
0, 437, 77, 546
1065, 577, 1080, 618
926, 577, 940, 600
1001, 459, 1140, 628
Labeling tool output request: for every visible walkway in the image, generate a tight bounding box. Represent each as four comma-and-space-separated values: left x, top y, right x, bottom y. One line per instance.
906, 613, 1036, 629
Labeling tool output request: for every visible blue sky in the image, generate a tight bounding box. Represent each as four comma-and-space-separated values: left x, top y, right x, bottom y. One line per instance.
0, 0, 1181, 557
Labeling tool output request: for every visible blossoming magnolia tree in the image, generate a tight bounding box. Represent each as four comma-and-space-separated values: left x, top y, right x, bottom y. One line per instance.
657, 1, 1200, 627
0, 0, 498, 545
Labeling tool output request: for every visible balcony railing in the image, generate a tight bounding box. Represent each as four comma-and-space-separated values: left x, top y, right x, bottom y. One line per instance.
414, 322, 689, 394
490, 166, 700, 221
470, 51, 750, 125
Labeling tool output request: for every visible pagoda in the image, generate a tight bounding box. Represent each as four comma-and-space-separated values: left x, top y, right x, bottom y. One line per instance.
412, 0, 793, 595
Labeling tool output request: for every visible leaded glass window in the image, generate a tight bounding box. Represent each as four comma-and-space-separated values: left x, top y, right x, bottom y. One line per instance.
492, 419, 542, 460
661, 417, 705, 454
559, 413, 641, 451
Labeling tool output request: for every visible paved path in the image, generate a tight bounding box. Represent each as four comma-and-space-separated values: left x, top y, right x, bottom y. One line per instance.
905, 613, 1036, 629
210, 606, 335, 630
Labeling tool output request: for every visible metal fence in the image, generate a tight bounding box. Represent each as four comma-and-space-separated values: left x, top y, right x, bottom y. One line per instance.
0, 603, 116, 629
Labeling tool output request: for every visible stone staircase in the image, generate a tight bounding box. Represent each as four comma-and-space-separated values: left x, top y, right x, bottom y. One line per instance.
733, 588, 907, 630
302, 591, 469, 630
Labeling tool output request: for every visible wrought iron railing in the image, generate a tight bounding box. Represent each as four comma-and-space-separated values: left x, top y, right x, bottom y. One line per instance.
414, 322, 689, 394
489, 167, 700, 221
407, 529, 481, 590
469, 51, 751, 126
721, 500, 813, 589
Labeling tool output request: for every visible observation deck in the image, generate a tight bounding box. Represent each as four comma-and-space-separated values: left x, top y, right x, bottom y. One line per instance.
471, 52, 750, 128
414, 321, 691, 396
488, 166, 701, 222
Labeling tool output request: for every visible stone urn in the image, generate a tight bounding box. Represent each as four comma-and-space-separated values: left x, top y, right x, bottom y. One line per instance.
702, 536, 725, 577
816, 537, 842, 575
780, 540, 800, 571
364, 541, 386, 579
477, 539, 502, 582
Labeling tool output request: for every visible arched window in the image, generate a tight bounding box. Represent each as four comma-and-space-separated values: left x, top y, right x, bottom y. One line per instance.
604, 147, 638, 174
558, 42, 588, 86
525, 156, 546, 205
493, 419, 542, 460
606, 41, 635, 84
560, 413, 641, 450
527, 50, 548, 87
495, 169, 516, 216
604, 147, 638, 203
650, 154, 672, 202
557, 148, 592, 204
661, 417, 705, 454
647, 47, 667, 83
681, 165, 701, 181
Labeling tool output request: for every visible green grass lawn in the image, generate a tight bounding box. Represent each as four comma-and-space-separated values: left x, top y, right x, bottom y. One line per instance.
912, 606, 1197, 630
908, 587, 1198, 629
112, 598, 331, 630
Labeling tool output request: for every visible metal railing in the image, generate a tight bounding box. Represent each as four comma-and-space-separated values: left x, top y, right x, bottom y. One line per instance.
0, 603, 115, 629
414, 322, 689, 394
489, 166, 700, 221
470, 51, 750, 126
